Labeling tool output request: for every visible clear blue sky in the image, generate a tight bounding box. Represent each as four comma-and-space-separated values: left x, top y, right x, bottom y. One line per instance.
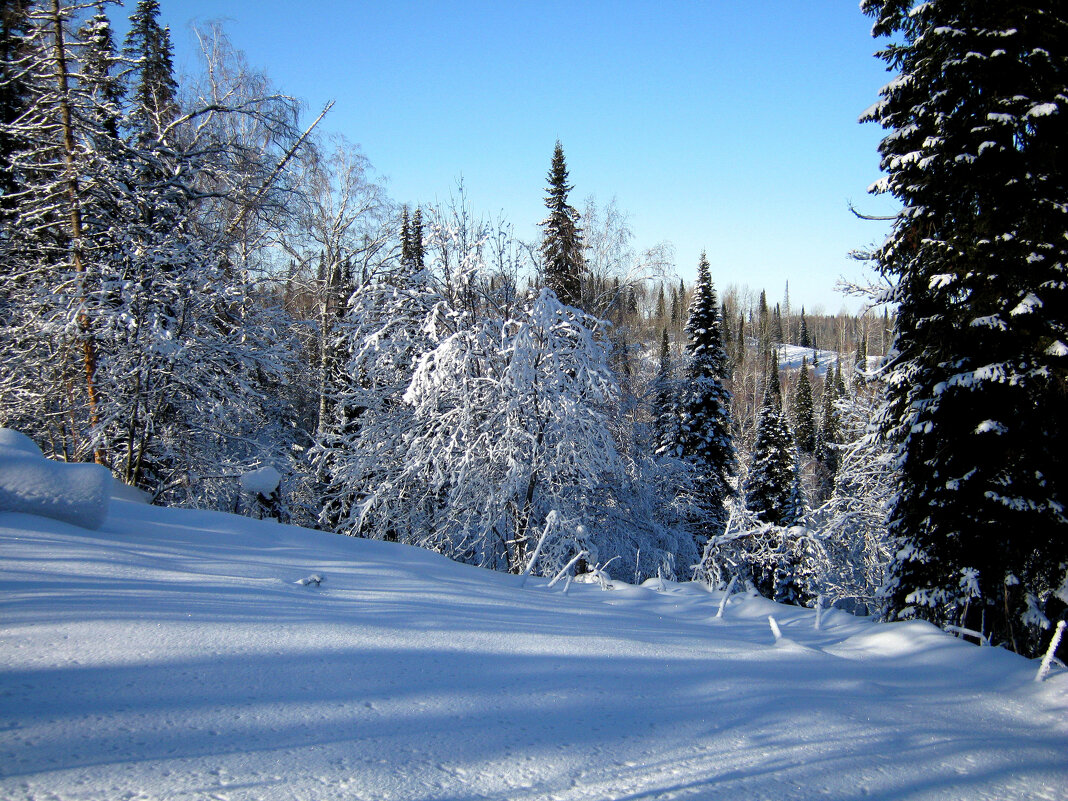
153, 0, 900, 313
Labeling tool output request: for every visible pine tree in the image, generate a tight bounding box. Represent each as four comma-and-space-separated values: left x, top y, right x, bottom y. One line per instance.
745, 354, 795, 527
792, 356, 816, 454
539, 141, 583, 307
863, 0, 1068, 655
678, 253, 736, 539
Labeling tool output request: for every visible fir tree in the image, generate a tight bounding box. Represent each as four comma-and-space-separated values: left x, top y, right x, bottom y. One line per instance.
677, 253, 736, 539
864, 0, 1068, 655
833, 358, 846, 397
745, 354, 795, 527
539, 141, 583, 307
410, 206, 425, 269
0, 0, 32, 212
792, 356, 817, 454
123, 0, 177, 137
813, 380, 842, 504
400, 206, 411, 264
799, 307, 810, 349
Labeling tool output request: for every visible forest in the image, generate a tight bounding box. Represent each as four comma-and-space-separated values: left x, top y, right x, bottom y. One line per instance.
0, 0, 1064, 661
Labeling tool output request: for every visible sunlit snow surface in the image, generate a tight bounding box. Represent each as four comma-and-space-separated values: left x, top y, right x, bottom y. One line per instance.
2, 500, 1066, 800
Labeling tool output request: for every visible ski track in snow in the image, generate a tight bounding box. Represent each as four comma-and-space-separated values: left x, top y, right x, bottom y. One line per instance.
1, 501, 1066, 801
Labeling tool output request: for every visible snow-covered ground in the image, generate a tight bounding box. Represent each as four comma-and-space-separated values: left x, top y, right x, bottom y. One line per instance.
2, 477, 1067, 799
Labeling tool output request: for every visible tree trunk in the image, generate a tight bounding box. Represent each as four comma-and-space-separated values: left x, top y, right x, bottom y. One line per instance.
51, 0, 105, 465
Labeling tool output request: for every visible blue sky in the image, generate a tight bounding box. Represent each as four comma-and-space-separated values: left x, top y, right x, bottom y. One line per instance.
154, 1, 900, 313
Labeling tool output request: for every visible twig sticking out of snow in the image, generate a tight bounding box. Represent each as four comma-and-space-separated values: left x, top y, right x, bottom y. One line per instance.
1035, 620, 1066, 683
716, 576, 739, 619
768, 616, 783, 643
296, 574, 324, 587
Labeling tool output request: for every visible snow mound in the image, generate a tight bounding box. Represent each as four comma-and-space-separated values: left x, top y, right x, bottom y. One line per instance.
0, 427, 43, 457
240, 465, 282, 496
0, 428, 111, 529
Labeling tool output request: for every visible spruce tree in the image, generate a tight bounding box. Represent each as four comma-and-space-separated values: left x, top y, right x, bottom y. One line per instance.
678, 253, 736, 539
123, 0, 177, 137
864, 0, 1068, 655
539, 141, 583, 307
814, 380, 842, 504
799, 307, 810, 349
400, 206, 411, 265
745, 354, 795, 527
0, 0, 32, 213
410, 206, 425, 269
792, 356, 816, 454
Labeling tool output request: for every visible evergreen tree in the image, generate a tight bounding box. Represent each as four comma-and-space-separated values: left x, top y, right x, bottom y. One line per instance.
799, 307, 810, 349
833, 358, 846, 397
123, 0, 177, 137
813, 380, 842, 504
854, 335, 868, 383
410, 206, 425, 269
78, 7, 123, 139
400, 205, 411, 264
792, 356, 817, 454
539, 141, 583, 307
771, 303, 783, 343
654, 327, 682, 458
863, 0, 1068, 655
745, 354, 795, 527
678, 253, 736, 539
0, 0, 32, 213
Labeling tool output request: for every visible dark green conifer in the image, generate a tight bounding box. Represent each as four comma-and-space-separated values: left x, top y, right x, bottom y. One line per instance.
539, 141, 583, 306
792, 357, 816, 454
745, 355, 795, 528
677, 253, 736, 539
124, 0, 178, 137
864, 0, 1068, 655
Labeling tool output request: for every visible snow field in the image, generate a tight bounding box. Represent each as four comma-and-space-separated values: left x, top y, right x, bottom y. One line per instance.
1, 497, 1066, 801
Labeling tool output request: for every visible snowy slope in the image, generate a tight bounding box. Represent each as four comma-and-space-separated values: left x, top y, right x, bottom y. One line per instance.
2, 499, 1067, 800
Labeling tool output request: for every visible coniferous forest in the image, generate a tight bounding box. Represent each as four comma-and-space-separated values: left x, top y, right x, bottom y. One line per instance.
1, 0, 1064, 660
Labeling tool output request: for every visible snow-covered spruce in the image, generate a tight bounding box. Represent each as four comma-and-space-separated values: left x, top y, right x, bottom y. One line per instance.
862, 0, 1068, 656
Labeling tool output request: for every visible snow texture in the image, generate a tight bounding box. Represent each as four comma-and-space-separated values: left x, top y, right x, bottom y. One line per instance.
1, 483, 1066, 800
0, 429, 110, 529
239, 465, 282, 496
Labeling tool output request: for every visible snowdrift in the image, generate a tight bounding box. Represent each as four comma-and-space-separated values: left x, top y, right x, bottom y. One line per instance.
1, 469, 1066, 800
0, 428, 111, 529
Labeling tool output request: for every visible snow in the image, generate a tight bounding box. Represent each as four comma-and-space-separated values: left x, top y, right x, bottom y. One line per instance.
2, 489, 1067, 799
0, 429, 111, 529
239, 465, 282, 496
776, 343, 841, 376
